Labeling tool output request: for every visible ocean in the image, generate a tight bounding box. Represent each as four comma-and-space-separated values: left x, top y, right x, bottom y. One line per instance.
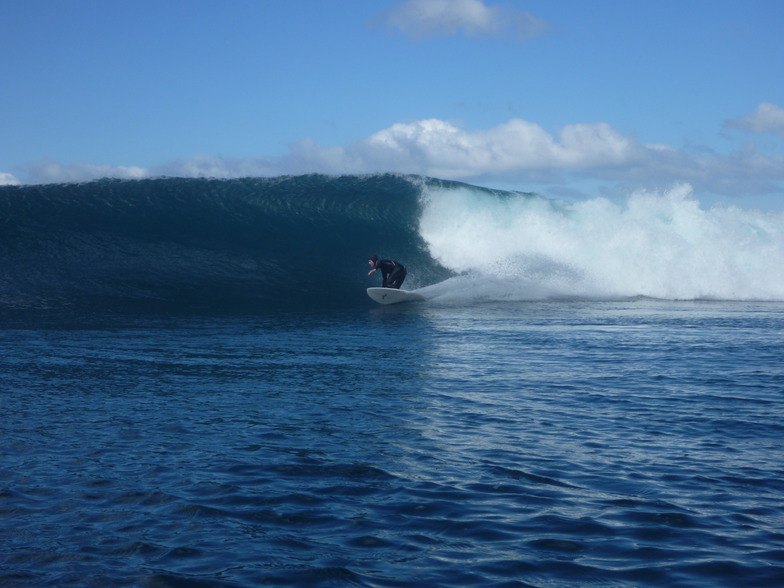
1, 175, 783, 587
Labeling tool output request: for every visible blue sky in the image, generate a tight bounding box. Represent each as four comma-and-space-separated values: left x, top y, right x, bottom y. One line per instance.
2, 0, 783, 208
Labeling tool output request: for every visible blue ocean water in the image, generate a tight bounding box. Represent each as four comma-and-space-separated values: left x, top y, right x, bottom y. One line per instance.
2, 176, 784, 587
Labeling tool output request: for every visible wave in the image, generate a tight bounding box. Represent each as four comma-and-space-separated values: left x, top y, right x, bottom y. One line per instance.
0, 175, 451, 312
1, 175, 782, 313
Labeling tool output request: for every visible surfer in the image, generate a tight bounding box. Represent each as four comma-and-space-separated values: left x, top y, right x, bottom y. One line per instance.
368, 255, 407, 289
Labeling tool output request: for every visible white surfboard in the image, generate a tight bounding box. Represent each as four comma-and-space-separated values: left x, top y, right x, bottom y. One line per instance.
367, 287, 425, 305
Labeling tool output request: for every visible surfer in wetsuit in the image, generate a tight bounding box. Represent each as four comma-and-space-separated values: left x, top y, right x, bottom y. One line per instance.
368, 255, 407, 289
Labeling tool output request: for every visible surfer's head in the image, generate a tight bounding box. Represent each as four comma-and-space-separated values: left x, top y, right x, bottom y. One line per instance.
368, 254, 379, 267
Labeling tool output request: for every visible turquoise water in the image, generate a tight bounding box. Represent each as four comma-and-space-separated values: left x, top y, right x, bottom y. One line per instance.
3, 299, 783, 587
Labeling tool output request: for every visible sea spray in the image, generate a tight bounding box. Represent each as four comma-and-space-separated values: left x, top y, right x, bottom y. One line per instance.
419, 182, 784, 301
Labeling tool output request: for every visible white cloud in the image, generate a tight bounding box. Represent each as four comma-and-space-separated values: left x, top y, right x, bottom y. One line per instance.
295, 118, 783, 197
13, 117, 784, 200
381, 0, 548, 41
0, 172, 21, 186
725, 102, 784, 138
21, 159, 148, 184
352, 118, 641, 177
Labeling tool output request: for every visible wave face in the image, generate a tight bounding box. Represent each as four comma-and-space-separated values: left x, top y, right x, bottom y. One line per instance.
2, 175, 783, 312
0, 175, 450, 312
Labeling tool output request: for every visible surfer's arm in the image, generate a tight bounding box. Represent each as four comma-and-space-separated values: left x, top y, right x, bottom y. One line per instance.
368, 268, 377, 276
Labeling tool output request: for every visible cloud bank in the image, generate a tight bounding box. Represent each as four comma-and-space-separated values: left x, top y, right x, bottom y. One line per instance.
4, 104, 783, 202
379, 0, 549, 41
725, 102, 784, 138
18, 160, 147, 185
0, 172, 21, 186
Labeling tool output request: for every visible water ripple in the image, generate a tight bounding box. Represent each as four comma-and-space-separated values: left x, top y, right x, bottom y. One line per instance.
2, 303, 784, 586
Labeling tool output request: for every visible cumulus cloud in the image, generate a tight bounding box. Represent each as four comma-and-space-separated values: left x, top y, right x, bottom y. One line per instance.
350, 119, 642, 177
12, 116, 784, 200
21, 159, 148, 184
16, 119, 642, 184
725, 102, 784, 138
380, 0, 548, 41
296, 119, 783, 197
0, 172, 21, 186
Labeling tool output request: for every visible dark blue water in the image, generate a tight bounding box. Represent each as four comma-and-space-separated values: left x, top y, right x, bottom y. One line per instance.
0, 175, 454, 312
3, 299, 783, 587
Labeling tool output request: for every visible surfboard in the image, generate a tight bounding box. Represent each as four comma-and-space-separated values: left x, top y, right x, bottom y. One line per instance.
367, 287, 425, 305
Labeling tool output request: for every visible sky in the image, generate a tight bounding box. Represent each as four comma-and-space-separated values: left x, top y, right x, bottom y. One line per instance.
2, 0, 784, 209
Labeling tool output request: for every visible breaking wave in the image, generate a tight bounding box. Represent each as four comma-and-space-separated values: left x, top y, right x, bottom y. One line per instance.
1, 174, 782, 313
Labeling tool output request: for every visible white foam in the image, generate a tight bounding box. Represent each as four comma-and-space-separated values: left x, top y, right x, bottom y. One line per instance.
419, 183, 784, 301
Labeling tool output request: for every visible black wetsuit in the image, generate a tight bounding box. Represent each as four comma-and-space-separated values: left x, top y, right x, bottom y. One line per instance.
376, 259, 407, 289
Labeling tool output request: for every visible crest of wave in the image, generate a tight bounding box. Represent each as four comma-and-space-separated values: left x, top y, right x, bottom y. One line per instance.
418, 183, 784, 301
